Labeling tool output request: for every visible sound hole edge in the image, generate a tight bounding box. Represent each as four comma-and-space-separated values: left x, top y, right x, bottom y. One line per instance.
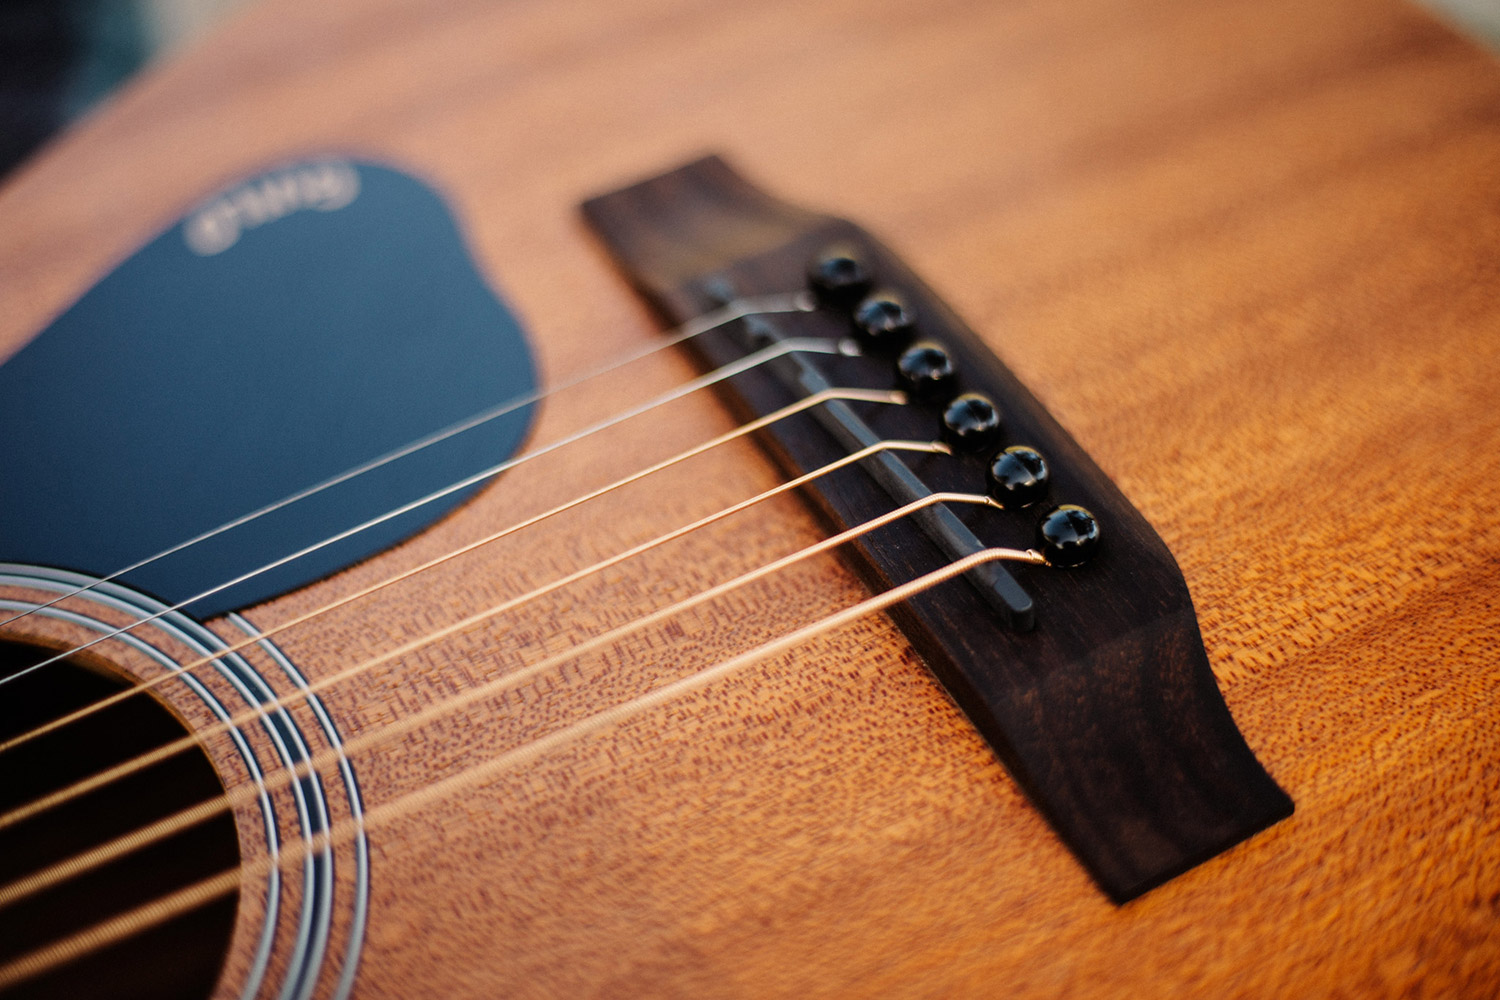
0, 639, 240, 1000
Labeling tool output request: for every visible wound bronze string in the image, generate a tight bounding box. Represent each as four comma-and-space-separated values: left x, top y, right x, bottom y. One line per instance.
0, 435, 946, 837
0, 292, 813, 635
0, 295, 1053, 995
0, 386, 906, 757
0, 540, 1045, 993
0, 488, 1027, 905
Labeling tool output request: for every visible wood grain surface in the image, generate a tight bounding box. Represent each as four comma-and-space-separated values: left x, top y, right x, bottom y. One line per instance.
1, 0, 1499, 996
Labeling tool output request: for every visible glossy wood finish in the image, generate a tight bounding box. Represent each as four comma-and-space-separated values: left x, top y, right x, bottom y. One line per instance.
1, 0, 1499, 995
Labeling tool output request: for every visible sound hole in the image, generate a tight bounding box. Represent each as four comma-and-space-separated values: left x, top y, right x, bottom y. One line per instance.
0, 640, 239, 1000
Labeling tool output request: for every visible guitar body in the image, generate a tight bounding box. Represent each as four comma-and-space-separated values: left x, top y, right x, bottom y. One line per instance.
1, 0, 1499, 995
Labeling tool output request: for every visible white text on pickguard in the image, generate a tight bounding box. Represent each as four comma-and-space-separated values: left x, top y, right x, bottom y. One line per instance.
183, 161, 360, 255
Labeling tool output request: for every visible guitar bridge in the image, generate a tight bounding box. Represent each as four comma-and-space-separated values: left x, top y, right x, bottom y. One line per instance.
582, 156, 1291, 903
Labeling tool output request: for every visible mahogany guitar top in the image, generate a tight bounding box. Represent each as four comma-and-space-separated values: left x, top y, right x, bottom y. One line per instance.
1, 0, 1499, 995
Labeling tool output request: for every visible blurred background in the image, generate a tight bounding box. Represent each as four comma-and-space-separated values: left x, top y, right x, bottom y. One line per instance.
0, 0, 246, 175
2, 0, 1498, 179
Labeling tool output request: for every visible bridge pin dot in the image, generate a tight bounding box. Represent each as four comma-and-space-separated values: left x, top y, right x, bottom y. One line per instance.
1037, 504, 1101, 567
940, 392, 1003, 451
896, 341, 957, 400
807, 247, 872, 308
987, 445, 1049, 508
852, 290, 916, 349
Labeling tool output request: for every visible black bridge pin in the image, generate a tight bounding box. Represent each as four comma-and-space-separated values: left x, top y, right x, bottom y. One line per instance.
940, 392, 1003, 451
896, 340, 958, 400
1037, 504, 1101, 567
853, 290, 917, 349
807, 247, 872, 308
987, 445, 1050, 508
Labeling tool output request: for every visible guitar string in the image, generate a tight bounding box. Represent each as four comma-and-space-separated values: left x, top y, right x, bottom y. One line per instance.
0, 542, 1045, 992
0, 332, 850, 691
0, 432, 939, 835
0, 303, 1036, 975
0, 291, 813, 634
0, 387, 908, 757
0, 488, 1005, 905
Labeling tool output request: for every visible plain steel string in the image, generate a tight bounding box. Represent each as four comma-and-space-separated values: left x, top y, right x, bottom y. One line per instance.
0, 488, 1010, 905
0, 331, 848, 690
0, 291, 813, 633
0, 541, 1045, 992
0, 386, 906, 756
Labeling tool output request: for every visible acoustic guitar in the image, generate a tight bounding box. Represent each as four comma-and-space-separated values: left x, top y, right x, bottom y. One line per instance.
0, 0, 1497, 995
